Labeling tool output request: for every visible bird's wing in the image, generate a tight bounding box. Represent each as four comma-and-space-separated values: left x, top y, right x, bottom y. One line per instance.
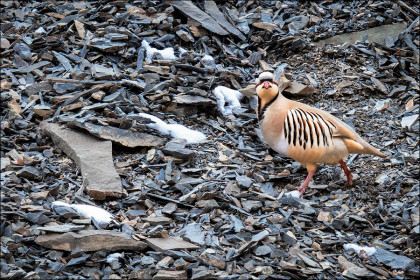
290, 102, 386, 157
291, 101, 359, 141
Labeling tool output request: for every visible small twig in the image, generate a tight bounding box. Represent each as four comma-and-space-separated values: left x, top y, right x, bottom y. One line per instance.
145, 193, 194, 208
179, 182, 215, 202
249, 190, 277, 201
397, 0, 420, 16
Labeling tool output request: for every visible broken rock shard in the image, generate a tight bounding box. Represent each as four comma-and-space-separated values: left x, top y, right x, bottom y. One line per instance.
36, 230, 147, 252
172, 1, 229, 36
40, 121, 125, 200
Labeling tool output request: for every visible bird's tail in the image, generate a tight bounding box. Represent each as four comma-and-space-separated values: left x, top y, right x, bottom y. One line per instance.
344, 137, 388, 158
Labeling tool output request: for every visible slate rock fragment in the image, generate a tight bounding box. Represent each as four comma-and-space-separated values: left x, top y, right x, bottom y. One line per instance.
36, 230, 147, 252
374, 248, 415, 271
40, 121, 125, 200
172, 1, 229, 36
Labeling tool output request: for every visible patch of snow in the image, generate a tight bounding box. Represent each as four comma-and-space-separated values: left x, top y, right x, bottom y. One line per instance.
201, 54, 216, 71
178, 47, 188, 57
142, 39, 176, 63
202, 54, 214, 62
284, 190, 301, 198
52, 201, 113, 228
106, 253, 123, 263
138, 113, 206, 144
213, 86, 244, 116
343, 243, 377, 256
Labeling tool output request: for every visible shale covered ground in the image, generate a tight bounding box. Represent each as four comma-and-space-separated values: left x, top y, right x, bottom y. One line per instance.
1, 0, 419, 279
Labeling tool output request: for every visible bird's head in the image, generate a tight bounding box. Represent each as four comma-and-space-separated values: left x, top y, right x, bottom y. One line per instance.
256, 72, 279, 102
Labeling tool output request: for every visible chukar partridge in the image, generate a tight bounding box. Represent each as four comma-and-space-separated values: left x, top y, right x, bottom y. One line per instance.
255, 72, 386, 197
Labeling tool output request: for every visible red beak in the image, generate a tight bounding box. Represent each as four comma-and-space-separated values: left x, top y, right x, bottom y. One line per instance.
262, 81, 271, 88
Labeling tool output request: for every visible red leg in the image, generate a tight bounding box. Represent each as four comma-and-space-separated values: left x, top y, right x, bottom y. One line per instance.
297, 169, 316, 197
339, 160, 353, 187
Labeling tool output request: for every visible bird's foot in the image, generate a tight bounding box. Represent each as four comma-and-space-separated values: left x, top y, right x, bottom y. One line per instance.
297, 169, 317, 197
344, 173, 353, 187
297, 186, 308, 198
339, 160, 353, 187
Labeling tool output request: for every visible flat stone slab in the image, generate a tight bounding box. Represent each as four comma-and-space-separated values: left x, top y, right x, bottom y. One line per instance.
374, 248, 415, 271
316, 22, 406, 46
69, 121, 165, 148
145, 216, 172, 226
40, 121, 125, 200
36, 230, 147, 252
172, 1, 229, 36
36, 224, 85, 233
146, 237, 200, 252
204, 1, 245, 40
173, 95, 214, 106
153, 270, 187, 280
338, 256, 375, 278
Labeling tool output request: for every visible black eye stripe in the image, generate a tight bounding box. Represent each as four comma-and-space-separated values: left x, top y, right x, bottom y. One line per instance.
258, 79, 278, 85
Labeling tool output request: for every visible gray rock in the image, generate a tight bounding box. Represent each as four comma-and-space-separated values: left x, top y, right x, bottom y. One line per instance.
53, 83, 82, 94
140, 256, 155, 265
251, 230, 269, 242
90, 39, 126, 52
164, 250, 196, 262
49, 261, 65, 273
241, 200, 262, 212
161, 203, 177, 215
172, 1, 229, 36
24, 81, 53, 95
91, 64, 115, 80
278, 196, 302, 207
255, 245, 272, 256
173, 95, 214, 106
40, 121, 125, 200
230, 215, 245, 232
24, 212, 51, 225
67, 254, 89, 266
163, 140, 195, 160
146, 237, 200, 252
411, 225, 420, 234
145, 216, 172, 226
37, 224, 85, 233
401, 114, 419, 129
176, 223, 205, 245
288, 16, 309, 31
13, 43, 32, 60
375, 173, 390, 185
176, 29, 195, 42
126, 209, 146, 219
195, 199, 219, 210
16, 166, 40, 179
236, 175, 253, 188
204, 1, 246, 40
0, 38, 10, 49
296, 252, 321, 268
338, 256, 375, 278
283, 231, 297, 245
191, 268, 214, 280
374, 248, 415, 271
260, 182, 279, 197
331, 218, 345, 230
316, 22, 406, 47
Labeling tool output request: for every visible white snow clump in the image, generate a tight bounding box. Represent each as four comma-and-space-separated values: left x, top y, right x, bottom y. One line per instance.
142, 39, 177, 63
138, 113, 206, 144
343, 243, 377, 256
213, 86, 244, 116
